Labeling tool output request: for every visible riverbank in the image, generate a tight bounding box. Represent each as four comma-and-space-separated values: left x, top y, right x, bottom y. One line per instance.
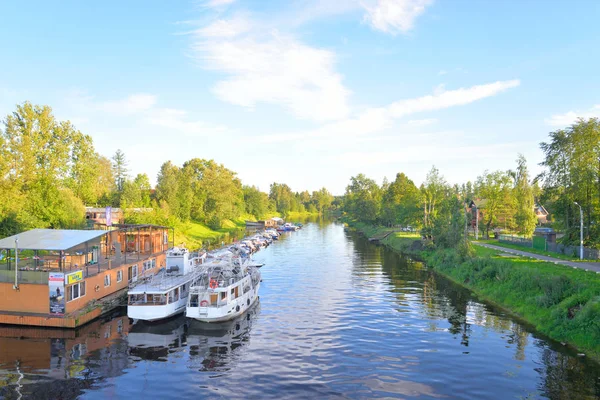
346, 221, 600, 360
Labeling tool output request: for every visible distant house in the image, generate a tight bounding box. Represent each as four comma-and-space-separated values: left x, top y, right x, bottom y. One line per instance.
85, 207, 124, 226
534, 203, 549, 225
468, 199, 487, 229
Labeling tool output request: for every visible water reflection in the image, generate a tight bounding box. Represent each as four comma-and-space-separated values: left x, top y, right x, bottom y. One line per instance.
0, 311, 129, 399
128, 301, 259, 372
0, 223, 598, 399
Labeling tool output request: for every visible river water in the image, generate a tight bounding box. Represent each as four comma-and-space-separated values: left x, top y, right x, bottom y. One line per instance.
0, 221, 599, 399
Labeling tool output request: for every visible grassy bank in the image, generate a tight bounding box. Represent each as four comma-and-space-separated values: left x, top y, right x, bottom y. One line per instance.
286, 211, 319, 220
474, 239, 586, 262
348, 222, 600, 360
173, 217, 248, 250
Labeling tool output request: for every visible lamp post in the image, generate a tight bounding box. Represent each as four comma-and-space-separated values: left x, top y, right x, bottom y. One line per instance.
574, 202, 583, 260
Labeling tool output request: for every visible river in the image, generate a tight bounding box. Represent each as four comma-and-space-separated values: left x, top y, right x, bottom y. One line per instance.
0, 221, 598, 399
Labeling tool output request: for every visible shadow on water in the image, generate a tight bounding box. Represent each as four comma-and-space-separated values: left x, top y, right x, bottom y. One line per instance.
348, 230, 600, 399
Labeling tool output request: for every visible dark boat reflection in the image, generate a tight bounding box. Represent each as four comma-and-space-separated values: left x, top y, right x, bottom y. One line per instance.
128, 300, 260, 371
0, 310, 130, 399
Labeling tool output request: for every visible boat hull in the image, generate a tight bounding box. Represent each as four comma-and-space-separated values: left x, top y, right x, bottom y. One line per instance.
186, 282, 260, 323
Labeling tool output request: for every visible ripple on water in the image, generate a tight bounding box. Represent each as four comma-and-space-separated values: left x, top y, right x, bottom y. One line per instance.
0, 222, 599, 400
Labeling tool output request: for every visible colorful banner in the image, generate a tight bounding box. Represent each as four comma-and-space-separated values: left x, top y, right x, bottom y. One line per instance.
105, 206, 112, 226
49, 272, 65, 314
66, 270, 83, 285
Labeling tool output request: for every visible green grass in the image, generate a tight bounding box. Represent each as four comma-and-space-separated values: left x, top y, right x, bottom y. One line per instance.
474, 239, 586, 262
173, 217, 248, 250
347, 220, 600, 360
287, 211, 319, 219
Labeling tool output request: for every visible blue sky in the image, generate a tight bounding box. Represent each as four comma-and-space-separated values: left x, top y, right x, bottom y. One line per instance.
1, 0, 599, 195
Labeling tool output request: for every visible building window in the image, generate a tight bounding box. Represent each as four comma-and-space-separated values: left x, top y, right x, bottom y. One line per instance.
104, 274, 111, 287
117, 270, 123, 283
67, 282, 86, 302
152, 259, 156, 269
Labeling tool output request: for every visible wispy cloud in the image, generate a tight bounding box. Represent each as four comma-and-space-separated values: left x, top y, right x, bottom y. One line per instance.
407, 118, 437, 126
257, 79, 520, 143
362, 0, 434, 35
190, 18, 350, 122
98, 94, 158, 115
389, 79, 520, 117
147, 108, 229, 137
204, 0, 236, 8
546, 104, 600, 127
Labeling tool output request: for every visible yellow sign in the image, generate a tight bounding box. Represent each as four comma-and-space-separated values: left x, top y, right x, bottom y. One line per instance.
66, 270, 83, 285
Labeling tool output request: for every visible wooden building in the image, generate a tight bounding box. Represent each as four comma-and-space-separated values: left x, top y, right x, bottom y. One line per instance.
0, 225, 171, 328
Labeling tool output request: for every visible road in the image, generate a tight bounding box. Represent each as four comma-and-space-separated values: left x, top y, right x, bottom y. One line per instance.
473, 242, 600, 273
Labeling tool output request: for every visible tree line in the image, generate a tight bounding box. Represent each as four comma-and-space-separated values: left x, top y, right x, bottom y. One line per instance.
343, 118, 600, 249
343, 155, 538, 248
0, 102, 334, 237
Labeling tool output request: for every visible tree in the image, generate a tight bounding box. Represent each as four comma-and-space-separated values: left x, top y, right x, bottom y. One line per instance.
343, 174, 381, 223
312, 187, 334, 214
243, 185, 270, 219
511, 155, 537, 236
112, 149, 128, 193
269, 183, 295, 217
421, 166, 448, 230
475, 170, 515, 238
381, 172, 421, 227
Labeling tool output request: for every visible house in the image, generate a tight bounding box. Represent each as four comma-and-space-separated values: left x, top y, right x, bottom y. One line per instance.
534, 203, 549, 225
85, 207, 124, 226
0, 224, 171, 328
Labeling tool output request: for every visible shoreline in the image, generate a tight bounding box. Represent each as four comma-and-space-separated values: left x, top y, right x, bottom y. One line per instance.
346, 221, 600, 362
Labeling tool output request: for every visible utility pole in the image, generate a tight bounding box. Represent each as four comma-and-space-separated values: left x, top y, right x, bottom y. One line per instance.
475, 206, 479, 240
13, 236, 19, 290
574, 202, 583, 260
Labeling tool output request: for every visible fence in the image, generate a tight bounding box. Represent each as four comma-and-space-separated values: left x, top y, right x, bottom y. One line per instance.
498, 234, 600, 260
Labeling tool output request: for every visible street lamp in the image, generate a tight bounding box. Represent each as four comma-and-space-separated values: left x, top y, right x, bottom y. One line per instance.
574, 202, 583, 260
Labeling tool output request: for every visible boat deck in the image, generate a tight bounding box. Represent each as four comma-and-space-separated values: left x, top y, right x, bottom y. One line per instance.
129, 272, 196, 293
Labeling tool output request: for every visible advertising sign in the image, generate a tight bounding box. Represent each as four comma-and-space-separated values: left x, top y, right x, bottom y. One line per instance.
66, 270, 83, 285
105, 206, 112, 226
49, 272, 65, 314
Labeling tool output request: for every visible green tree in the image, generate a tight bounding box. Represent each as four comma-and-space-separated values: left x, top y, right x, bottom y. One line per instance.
421, 166, 448, 230
475, 170, 515, 238
343, 174, 381, 223
511, 155, 537, 236
112, 149, 128, 193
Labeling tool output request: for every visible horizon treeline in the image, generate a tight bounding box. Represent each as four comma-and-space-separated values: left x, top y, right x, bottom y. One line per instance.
0, 102, 333, 237
341, 117, 600, 248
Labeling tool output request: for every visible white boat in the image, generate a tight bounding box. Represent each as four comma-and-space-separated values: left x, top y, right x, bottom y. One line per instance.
186, 254, 261, 323
127, 247, 206, 322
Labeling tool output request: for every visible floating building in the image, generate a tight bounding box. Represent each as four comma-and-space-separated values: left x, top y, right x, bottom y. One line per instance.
0, 224, 172, 328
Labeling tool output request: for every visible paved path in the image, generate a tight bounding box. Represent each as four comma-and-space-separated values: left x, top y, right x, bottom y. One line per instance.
473, 242, 600, 273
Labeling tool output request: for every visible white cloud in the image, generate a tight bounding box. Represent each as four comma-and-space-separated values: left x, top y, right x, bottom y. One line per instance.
438, 70, 447, 76
362, 0, 433, 35
191, 21, 350, 122
147, 108, 229, 137
199, 16, 252, 37
388, 79, 520, 118
407, 118, 437, 126
257, 79, 520, 143
205, 0, 236, 8
98, 94, 157, 115
546, 104, 600, 127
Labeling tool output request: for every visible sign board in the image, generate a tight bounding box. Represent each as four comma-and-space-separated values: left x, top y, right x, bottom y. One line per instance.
66, 270, 83, 285
49, 272, 65, 315
105, 206, 112, 226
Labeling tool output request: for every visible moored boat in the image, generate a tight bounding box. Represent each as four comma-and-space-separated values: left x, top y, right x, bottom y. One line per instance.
186, 254, 261, 323
127, 247, 206, 322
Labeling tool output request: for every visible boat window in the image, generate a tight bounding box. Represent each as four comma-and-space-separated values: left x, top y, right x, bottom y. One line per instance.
128, 294, 146, 305
168, 290, 174, 304
174, 287, 179, 300
231, 288, 235, 295
189, 294, 199, 307
210, 294, 218, 305
234, 286, 239, 299
220, 292, 226, 300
